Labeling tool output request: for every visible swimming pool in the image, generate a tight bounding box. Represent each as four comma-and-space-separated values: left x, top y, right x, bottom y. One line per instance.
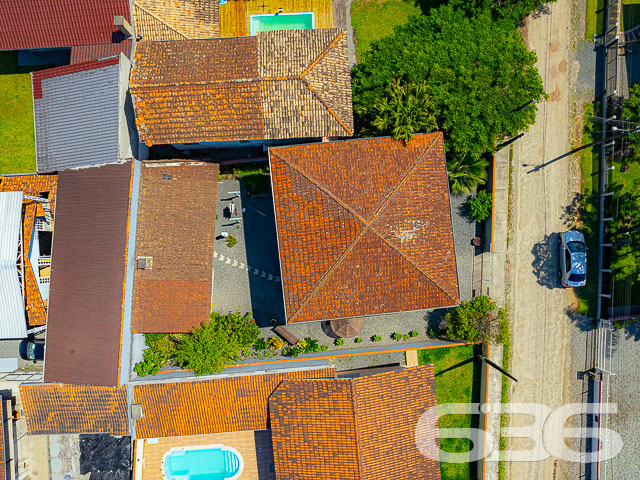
250, 12, 314, 35
162, 445, 244, 480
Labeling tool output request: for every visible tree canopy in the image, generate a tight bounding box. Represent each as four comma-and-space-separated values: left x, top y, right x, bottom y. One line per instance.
448, 0, 557, 22
352, 5, 545, 168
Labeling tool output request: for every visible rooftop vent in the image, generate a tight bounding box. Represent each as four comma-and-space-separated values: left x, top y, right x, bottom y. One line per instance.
137, 256, 152, 270
114, 16, 133, 37
162, 174, 172, 180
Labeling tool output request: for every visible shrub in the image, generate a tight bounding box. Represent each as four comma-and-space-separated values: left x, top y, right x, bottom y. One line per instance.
320, 345, 329, 352
355, 337, 363, 344
402, 333, 410, 341
269, 337, 285, 350
445, 296, 510, 344
468, 190, 493, 223
253, 337, 268, 351
172, 312, 260, 375
335, 337, 345, 346
410, 330, 418, 337
372, 334, 382, 342
392, 332, 402, 341
227, 234, 238, 247
282, 346, 300, 358
428, 328, 438, 338
134, 334, 175, 377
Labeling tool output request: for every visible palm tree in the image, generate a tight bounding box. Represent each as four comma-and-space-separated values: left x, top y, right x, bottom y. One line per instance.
365, 78, 438, 144
447, 154, 490, 195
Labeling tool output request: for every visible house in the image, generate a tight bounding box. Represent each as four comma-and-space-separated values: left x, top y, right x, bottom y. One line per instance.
31, 54, 135, 173
19, 365, 441, 479
129, 29, 353, 148
132, 0, 220, 41
42, 160, 218, 387
0, 174, 57, 338
0, 0, 133, 65
269, 133, 460, 323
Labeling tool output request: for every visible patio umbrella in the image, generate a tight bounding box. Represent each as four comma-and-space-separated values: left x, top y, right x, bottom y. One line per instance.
330, 317, 365, 338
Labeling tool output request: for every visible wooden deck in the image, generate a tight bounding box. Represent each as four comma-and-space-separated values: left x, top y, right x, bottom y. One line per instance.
138, 430, 276, 480
219, 0, 333, 37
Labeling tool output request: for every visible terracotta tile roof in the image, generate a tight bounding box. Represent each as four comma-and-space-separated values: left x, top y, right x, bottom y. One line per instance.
70, 40, 133, 64
31, 57, 120, 99
270, 365, 441, 480
19, 384, 128, 435
133, 0, 219, 41
0, 174, 57, 327
133, 367, 336, 438
132, 161, 218, 333
0, 0, 131, 51
44, 163, 133, 387
130, 29, 353, 146
269, 133, 460, 323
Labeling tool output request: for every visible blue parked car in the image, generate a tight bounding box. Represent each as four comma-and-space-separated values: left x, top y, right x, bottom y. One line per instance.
558, 231, 587, 287
19, 338, 45, 362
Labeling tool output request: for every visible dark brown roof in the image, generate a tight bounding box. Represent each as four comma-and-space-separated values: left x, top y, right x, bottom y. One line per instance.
70, 40, 133, 64
269, 366, 441, 480
133, 367, 336, 438
130, 29, 353, 146
132, 161, 218, 333
269, 134, 460, 323
19, 384, 128, 435
44, 163, 133, 387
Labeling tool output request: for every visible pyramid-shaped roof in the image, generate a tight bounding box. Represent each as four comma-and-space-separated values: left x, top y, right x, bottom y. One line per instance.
269, 133, 459, 323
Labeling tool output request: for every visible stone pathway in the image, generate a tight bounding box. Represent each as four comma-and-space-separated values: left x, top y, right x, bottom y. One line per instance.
213, 251, 280, 283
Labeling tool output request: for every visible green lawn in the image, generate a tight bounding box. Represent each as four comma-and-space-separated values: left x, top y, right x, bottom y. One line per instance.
585, 0, 605, 38
418, 345, 481, 480
578, 102, 600, 316
0, 52, 43, 174
622, 0, 640, 32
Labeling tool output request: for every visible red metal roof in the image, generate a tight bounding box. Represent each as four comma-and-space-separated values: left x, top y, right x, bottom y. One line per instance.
32, 57, 120, 99
0, 0, 131, 51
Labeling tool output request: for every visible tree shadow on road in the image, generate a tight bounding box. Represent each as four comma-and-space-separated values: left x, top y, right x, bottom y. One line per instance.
564, 306, 596, 332
560, 192, 584, 230
531, 233, 559, 289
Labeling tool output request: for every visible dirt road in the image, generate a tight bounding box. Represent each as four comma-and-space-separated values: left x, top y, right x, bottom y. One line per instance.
505, 0, 581, 478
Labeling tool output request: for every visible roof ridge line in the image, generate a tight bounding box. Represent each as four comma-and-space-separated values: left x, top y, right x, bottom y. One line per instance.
300, 31, 346, 78
369, 225, 457, 304
271, 151, 369, 323
300, 77, 353, 136
365, 134, 440, 226
350, 379, 365, 479
134, 2, 189, 39
130, 76, 301, 89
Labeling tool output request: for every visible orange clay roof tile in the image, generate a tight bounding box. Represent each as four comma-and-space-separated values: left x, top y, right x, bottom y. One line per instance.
133, 367, 336, 438
19, 384, 128, 435
129, 29, 353, 145
269, 365, 441, 480
269, 134, 460, 323
133, 0, 219, 41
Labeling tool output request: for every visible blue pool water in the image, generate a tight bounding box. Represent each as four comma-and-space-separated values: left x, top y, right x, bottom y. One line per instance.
250, 13, 314, 35
163, 447, 242, 480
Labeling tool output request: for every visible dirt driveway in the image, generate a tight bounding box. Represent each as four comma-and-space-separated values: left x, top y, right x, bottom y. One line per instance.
505, 0, 583, 478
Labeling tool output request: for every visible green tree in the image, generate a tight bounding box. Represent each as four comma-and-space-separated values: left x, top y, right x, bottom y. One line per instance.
447, 155, 490, 195
622, 84, 640, 165
468, 189, 493, 222
359, 78, 438, 144
352, 6, 544, 172
448, 0, 557, 22
172, 312, 260, 375
445, 295, 499, 342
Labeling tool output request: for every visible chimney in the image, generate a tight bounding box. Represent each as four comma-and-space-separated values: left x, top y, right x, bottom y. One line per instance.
114, 16, 133, 37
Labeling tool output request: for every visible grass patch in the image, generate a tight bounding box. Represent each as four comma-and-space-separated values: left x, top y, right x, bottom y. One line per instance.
622, 0, 640, 32
220, 161, 270, 196
578, 102, 600, 317
351, 0, 438, 59
418, 345, 480, 480
0, 52, 47, 174
585, 0, 605, 38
